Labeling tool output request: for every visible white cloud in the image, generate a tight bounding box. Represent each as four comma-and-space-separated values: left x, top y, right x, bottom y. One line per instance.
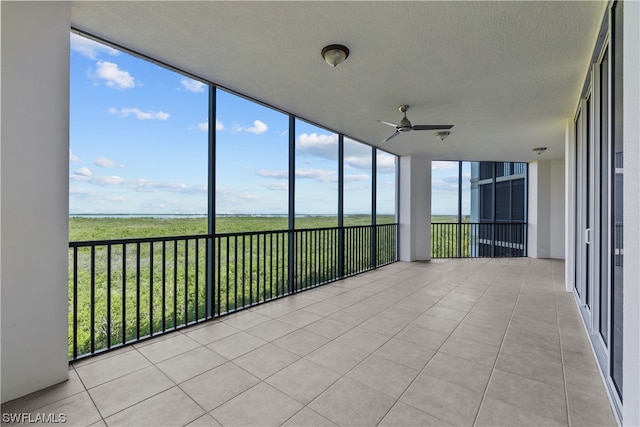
74, 167, 92, 176
295, 168, 337, 183
94, 157, 122, 168
70, 173, 207, 194
345, 156, 372, 170
180, 78, 206, 93
69, 187, 126, 203
296, 133, 338, 160
376, 153, 397, 173
257, 170, 288, 179
432, 161, 458, 171
109, 107, 170, 120
343, 174, 369, 183
233, 120, 268, 135
70, 174, 126, 185
95, 61, 135, 90
215, 186, 261, 206
246, 120, 268, 134
70, 149, 80, 162
70, 33, 119, 59
261, 182, 289, 191
190, 119, 224, 132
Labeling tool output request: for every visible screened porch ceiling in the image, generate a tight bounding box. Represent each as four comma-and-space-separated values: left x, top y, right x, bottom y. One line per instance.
70, 1, 606, 163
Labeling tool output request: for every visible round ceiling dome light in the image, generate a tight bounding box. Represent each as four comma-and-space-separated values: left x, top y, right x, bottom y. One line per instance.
321, 44, 350, 67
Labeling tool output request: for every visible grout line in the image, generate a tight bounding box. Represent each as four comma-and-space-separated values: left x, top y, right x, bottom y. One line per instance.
470, 257, 530, 426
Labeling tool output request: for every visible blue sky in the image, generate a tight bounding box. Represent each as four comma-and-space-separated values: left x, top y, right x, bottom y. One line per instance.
68, 33, 425, 216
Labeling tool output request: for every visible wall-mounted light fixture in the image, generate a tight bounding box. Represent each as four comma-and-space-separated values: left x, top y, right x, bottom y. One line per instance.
321, 44, 349, 67
434, 131, 450, 142
532, 147, 547, 155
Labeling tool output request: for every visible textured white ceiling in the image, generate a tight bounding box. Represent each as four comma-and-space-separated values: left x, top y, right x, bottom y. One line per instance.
70, 1, 606, 162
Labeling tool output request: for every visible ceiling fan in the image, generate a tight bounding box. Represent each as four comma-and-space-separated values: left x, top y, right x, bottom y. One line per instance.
378, 105, 454, 143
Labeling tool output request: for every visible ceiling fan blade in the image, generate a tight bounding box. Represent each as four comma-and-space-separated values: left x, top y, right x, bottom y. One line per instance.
378, 120, 400, 128
383, 131, 401, 143
411, 124, 454, 131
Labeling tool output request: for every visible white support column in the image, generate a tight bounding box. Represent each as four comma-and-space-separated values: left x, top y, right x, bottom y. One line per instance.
398, 155, 431, 262
1, 2, 71, 402
623, 1, 640, 424
528, 160, 551, 258
565, 120, 576, 292
549, 160, 566, 260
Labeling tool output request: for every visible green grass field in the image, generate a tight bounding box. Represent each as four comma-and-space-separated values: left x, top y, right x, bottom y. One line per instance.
68, 215, 396, 358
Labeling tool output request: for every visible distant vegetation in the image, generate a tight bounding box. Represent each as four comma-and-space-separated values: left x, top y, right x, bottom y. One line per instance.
68, 215, 396, 358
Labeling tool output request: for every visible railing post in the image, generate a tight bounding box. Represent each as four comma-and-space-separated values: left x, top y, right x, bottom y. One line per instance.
288, 115, 296, 294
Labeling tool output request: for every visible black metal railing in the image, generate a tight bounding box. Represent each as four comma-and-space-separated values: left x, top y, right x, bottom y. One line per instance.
431, 222, 527, 258
68, 223, 397, 360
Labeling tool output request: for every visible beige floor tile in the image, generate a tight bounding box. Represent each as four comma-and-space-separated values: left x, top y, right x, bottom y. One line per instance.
221, 311, 272, 330
475, 396, 566, 427
423, 351, 493, 392
211, 382, 302, 426
185, 414, 222, 426
248, 301, 298, 318
71, 346, 135, 369
567, 388, 617, 427
450, 322, 505, 347
76, 350, 151, 389
233, 343, 298, 379
411, 313, 460, 334
136, 333, 201, 364
305, 341, 369, 375
495, 345, 565, 387
334, 326, 390, 353
359, 310, 416, 336
281, 407, 337, 427
185, 322, 240, 345
88, 366, 173, 417
277, 309, 323, 327
309, 377, 396, 427
486, 369, 568, 424
346, 354, 419, 399
302, 301, 344, 317
266, 358, 340, 404
379, 401, 453, 427
1, 369, 85, 414
303, 317, 353, 339
564, 365, 610, 401
104, 387, 205, 426
463, 311, 511, 332
439, 335, 500, 367
180, 362, 259, 411
20, 392, 101, 427
400, 373, 483, 426
156, 346, 227, 384
426, 304, 469, 321
326, 307, 372, 326
374, 337, 436, 370
272, 328, 330, 356
244, 318, 298, 342
395, 323, 450, 351
206, 331, 266, 360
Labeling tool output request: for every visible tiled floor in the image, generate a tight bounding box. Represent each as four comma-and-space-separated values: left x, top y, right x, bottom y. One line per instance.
2, 258, 618, 426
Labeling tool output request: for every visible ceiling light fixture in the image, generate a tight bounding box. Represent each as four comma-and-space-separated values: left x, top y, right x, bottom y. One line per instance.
321, 44, 349, 67
532, 147, 547, 155
434, 131, 451, 142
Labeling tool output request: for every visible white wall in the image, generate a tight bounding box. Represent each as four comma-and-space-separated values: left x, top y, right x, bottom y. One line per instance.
528, 161, 551, 258
623, 1, 640, 425
549, 160, 566, 259
399, 155, 431, 261
528, 159, 565, 259
1, 2, 71, 403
